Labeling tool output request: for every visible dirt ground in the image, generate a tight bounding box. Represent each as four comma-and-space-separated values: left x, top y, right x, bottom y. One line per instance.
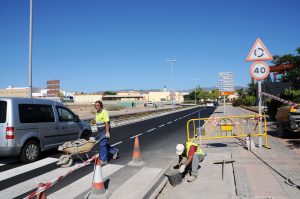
65, 103, 125, 119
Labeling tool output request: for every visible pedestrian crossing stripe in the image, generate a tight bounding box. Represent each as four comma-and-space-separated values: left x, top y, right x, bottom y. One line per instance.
0, 157, 58, 181
109, 167, 163, 199
48, 164, 125, 199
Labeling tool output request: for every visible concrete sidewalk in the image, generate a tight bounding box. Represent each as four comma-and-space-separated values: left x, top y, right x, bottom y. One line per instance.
154, 105, 300, 199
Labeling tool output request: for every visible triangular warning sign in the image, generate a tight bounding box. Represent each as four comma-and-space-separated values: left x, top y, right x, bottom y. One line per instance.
246, 38, 273, 62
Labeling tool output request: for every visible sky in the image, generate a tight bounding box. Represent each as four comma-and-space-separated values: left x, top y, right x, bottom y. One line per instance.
0, 0, 300, 93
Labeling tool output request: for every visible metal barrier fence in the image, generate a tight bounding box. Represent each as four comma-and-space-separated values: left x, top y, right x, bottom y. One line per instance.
186, 114, 269, 148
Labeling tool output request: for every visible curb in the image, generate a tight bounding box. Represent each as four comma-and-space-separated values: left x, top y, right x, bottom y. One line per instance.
143, 169, 168, 199
147, 177, 168, 199
145, 162, 176, 199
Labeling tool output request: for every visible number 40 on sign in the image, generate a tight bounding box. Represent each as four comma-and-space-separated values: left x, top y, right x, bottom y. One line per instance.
250, 61, 270, 81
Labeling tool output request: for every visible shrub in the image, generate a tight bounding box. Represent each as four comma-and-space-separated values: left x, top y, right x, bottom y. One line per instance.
243, 96, 256, 106
281, 89, 300, 103
266, 89, 300, 120
232, 98, 244, 107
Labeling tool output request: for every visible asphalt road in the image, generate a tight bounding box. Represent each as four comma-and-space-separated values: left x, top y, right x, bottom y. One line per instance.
0, 106, 216, 199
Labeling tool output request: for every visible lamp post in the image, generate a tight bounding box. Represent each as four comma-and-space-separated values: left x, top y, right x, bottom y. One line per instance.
28, 0, 33, 98
166, 59, 176, 107
192, 78, 199, 105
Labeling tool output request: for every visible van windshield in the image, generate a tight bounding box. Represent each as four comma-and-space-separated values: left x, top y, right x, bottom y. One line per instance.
0, 101, 7, 123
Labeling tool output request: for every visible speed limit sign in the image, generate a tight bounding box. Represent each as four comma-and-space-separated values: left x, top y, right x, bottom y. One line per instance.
250, 61, 270, 80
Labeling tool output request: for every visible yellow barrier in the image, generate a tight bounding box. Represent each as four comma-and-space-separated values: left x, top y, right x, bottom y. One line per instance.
186, 114, 270, 148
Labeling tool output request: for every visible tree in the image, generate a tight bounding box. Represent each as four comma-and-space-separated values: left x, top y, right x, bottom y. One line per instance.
103, 91, 117, 95
246, 82, 257, 97
272, 47, 300, 90
197, 89, 210, 101
210, 89, 219, 100
236, 88, 244, 98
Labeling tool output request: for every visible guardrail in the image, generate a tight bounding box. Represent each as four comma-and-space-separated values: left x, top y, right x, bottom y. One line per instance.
186, 114, 269, 148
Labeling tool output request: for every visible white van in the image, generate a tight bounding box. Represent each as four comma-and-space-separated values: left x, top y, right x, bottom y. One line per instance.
0, 97, 91, 162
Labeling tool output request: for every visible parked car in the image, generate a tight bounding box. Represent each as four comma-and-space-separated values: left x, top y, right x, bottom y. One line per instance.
275, 105, 300, 135
206, 102, 215, 107
144, 102, 155, 107
213, 101, 219, 106
0, 97, 91, 162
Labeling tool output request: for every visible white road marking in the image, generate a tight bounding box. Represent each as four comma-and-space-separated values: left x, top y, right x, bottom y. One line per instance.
147, 128, 156, 132
0, 157, 58, 181
0, 162, 79, 198
130, 133, 143, 139
109, 167, 163, 199
167, 121, 172, 124
158, 124, 165, 128
48, 164, 125, 199
111, 141, 123, 146
174, 119, 178, 122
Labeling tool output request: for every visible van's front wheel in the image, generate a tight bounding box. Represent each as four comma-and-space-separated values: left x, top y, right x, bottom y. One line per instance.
21, 140, 41, 163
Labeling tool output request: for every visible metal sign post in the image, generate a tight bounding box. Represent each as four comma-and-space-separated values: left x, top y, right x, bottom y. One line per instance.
258, 80, 262, 148
218, 72, 234, 115
246, 38, 273, 148
223, 95, 226, 114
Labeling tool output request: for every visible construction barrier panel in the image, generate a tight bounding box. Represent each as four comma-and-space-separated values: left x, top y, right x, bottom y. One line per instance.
186, 114, 269, 148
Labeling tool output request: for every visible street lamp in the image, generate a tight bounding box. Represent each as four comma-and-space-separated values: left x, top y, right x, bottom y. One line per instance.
166, 59, 176, 106
28, 0, 33, 98
192, 78, 199, 105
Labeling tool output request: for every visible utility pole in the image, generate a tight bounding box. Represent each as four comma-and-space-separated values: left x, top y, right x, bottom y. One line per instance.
28, 0, 33, 98
192, 78, 199, 105
166, 59, 176, 108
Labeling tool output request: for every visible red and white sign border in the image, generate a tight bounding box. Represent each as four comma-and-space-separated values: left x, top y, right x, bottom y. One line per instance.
250, 61, 270, 81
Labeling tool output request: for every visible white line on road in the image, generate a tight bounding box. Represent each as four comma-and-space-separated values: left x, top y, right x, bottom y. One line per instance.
48, 164, 125, 199
158, 124, 165, 128
147, 128, 156, 132
111, 141, 123, 146
167, 121, 172, 124
0, 162, 79, 198
174, 119, 178, 122
0, 157, 58, 181
130, 133, 143, 139
109, 167, 163, 199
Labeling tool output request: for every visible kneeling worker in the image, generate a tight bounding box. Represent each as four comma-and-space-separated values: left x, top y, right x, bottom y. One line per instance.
176, 141, 205, 182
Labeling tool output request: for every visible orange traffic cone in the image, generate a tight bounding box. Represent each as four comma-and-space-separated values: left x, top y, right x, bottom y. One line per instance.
36, 183, 46, 199
87, 157, 106, 199
128, 136, 145, 166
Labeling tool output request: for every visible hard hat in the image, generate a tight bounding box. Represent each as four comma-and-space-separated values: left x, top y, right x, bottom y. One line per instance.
176, 144, 184, 155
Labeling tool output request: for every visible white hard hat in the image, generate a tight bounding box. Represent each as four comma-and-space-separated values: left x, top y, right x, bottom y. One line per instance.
176, 144, 184, 155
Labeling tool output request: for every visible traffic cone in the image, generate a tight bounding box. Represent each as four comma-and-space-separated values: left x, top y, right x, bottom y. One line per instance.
36, 183, 46, 199
128, 136, 145, 166
87, 157, 106, 199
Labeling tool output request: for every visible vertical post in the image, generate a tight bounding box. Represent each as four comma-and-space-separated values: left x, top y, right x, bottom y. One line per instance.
198, 111, 201, 133
195, 86, 197, 105
171, 61, 175, 109
258, 80, 262, 148
28, 0, 33, 98
223, 95, 225, 114
166, 59, 176, 109
198, 111, 201, 146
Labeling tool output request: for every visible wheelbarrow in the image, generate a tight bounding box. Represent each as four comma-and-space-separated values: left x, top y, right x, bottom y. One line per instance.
56, 137, 98, 167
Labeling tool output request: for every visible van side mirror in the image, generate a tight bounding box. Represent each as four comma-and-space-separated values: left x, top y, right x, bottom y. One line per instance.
74, 114, 80, 122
